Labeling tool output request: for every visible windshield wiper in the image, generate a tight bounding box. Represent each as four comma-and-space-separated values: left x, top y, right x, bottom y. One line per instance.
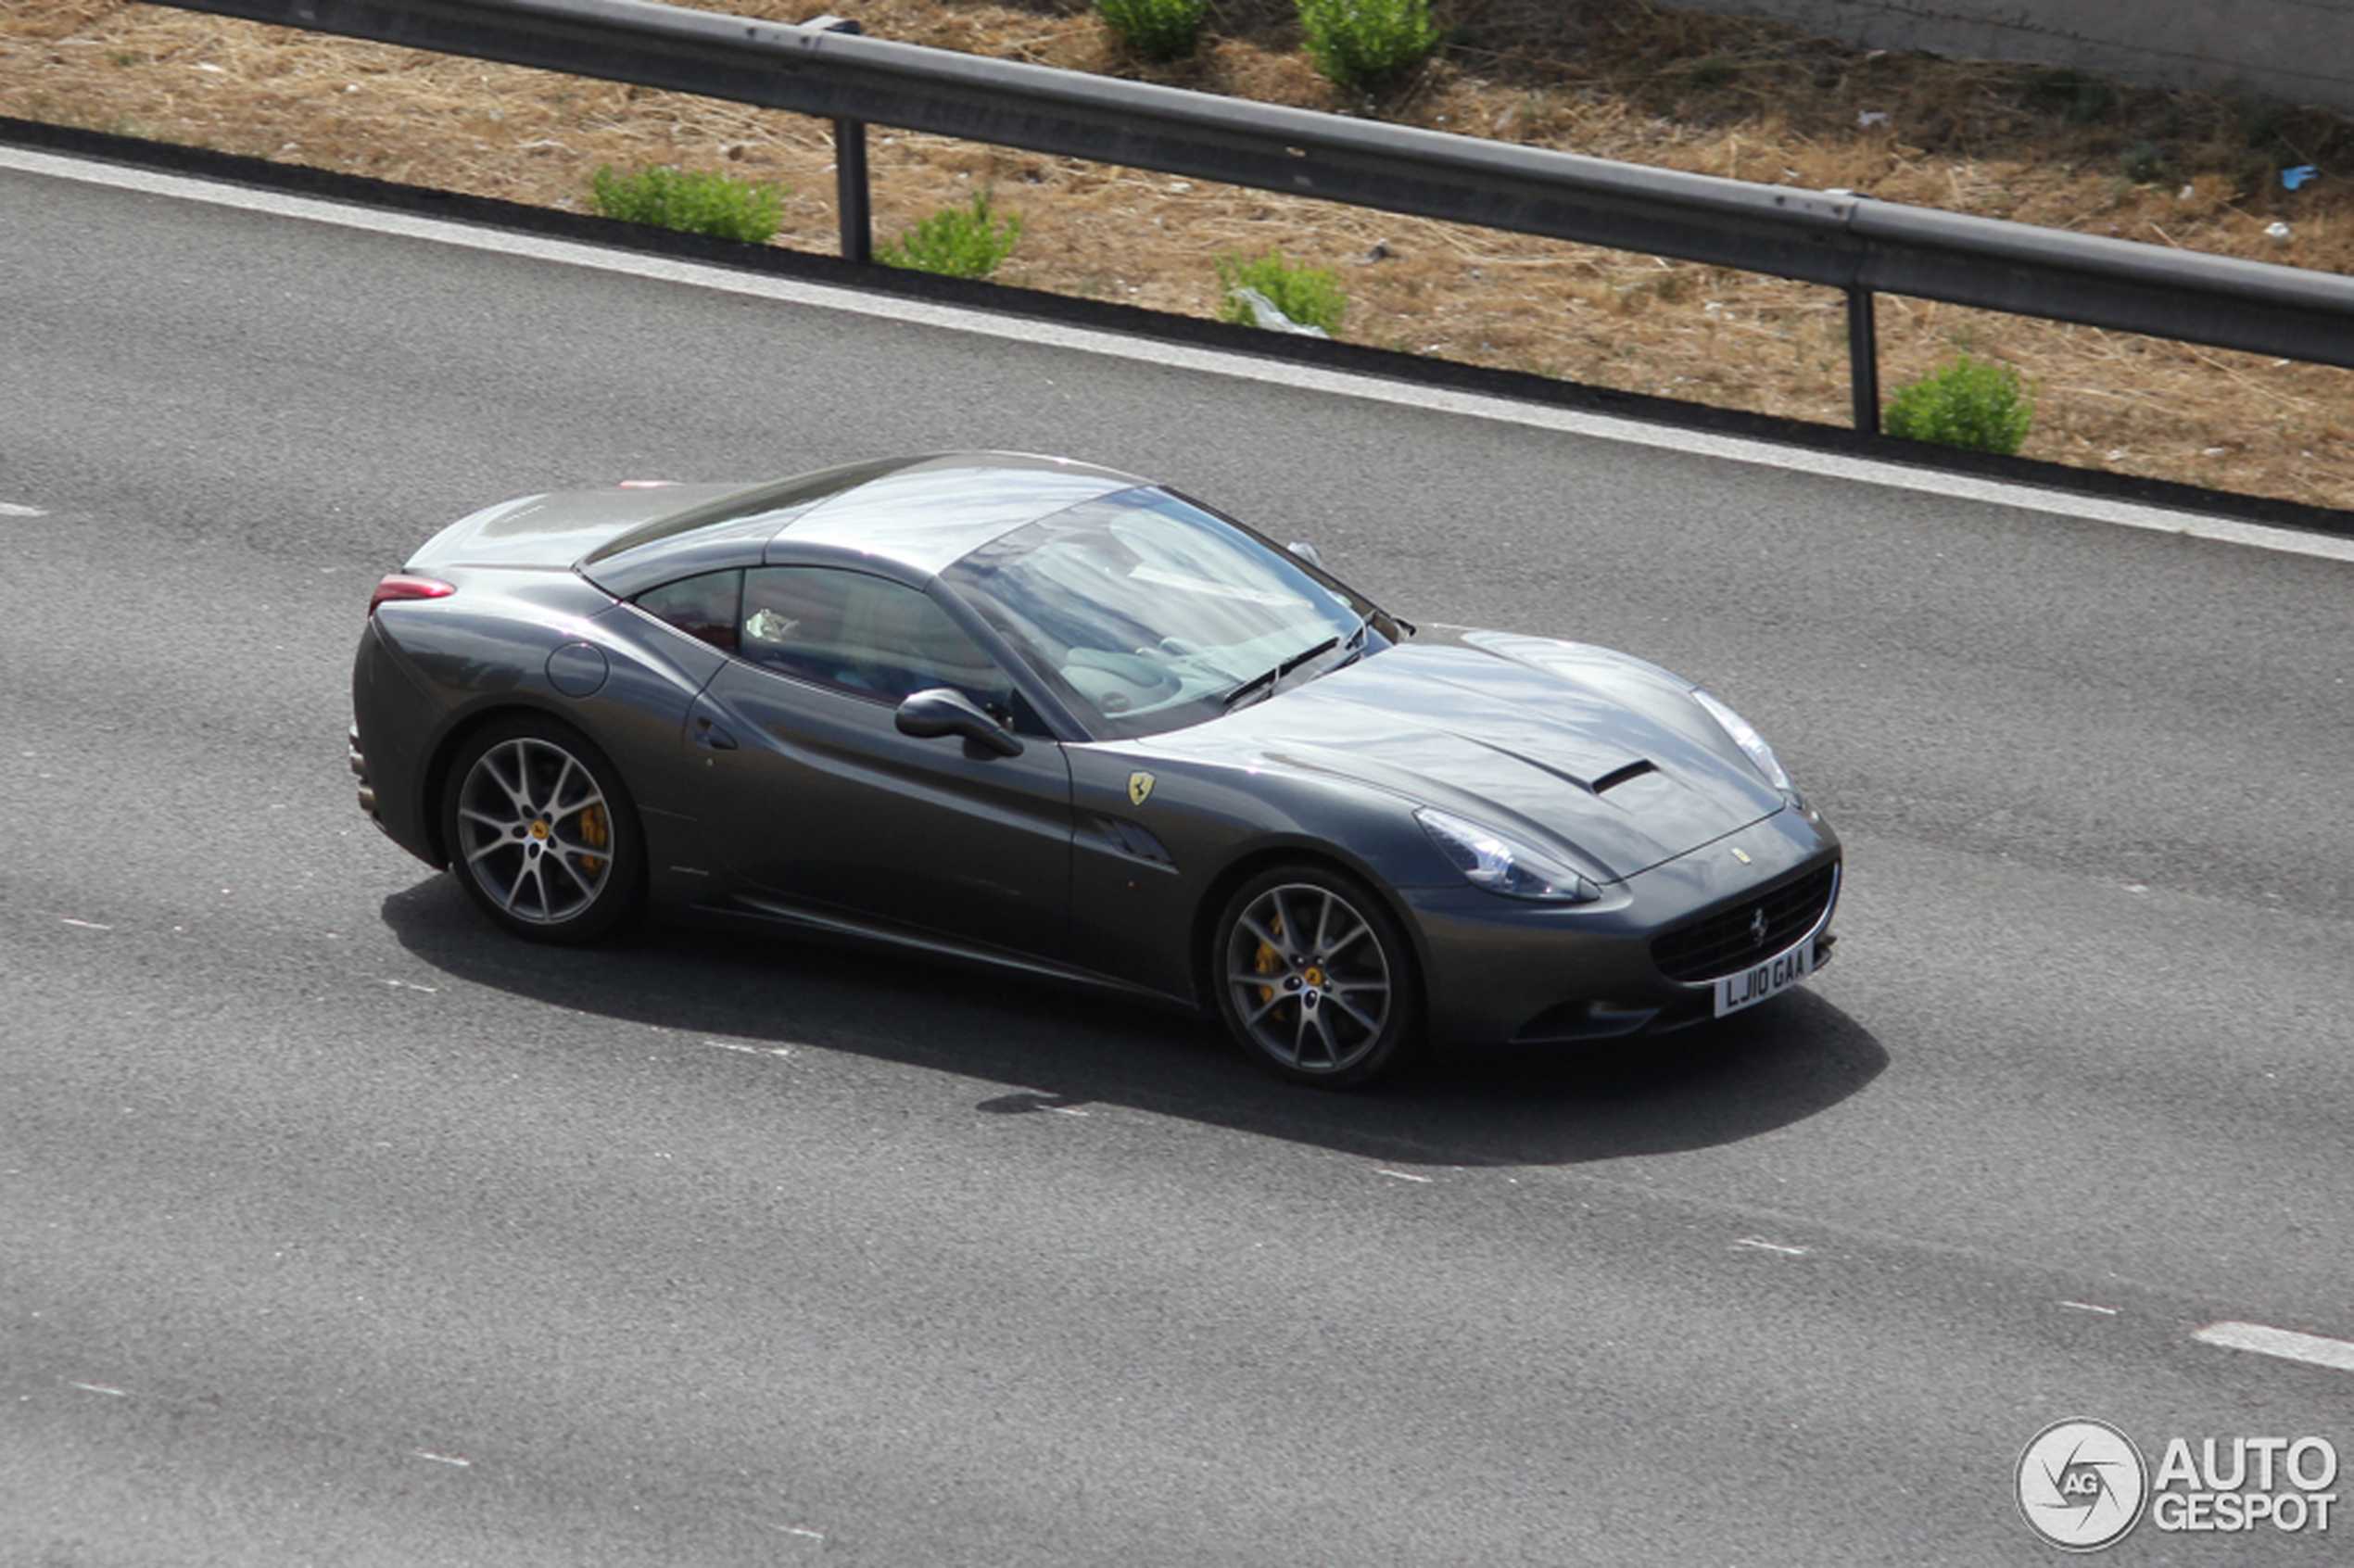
1334, 613, 1375, 667
1221, 617, 1369, 711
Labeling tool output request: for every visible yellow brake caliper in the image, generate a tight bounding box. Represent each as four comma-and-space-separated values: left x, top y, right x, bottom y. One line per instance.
577, 803, 610, 878
1254, 913, 1285, 1007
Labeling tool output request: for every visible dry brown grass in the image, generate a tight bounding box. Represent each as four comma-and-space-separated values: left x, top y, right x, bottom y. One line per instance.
8, 0, 2354, 508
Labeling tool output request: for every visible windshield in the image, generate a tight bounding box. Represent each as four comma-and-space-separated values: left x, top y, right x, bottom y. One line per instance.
942, 487, 1393, 739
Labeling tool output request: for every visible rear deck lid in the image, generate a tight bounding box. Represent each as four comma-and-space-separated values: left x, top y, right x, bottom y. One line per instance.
402, 484, 753, 575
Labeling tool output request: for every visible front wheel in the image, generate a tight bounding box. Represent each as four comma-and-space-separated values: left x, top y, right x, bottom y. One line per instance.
440, 716, 643, 943
1213, 866, 1421, 1087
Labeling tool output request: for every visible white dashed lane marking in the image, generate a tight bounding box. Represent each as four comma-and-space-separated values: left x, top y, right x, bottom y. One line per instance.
2196, 1321, 2354, 1374
1731, 1236, 1811, 1257
703, 1040, 794, 1060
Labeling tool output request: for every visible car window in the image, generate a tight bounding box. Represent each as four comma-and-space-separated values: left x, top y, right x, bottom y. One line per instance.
635, 569, 743, 651
739, 567, 1016, 714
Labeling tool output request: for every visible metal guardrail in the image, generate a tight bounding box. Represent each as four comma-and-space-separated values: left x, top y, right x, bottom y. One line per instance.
155, 0, 2354, 433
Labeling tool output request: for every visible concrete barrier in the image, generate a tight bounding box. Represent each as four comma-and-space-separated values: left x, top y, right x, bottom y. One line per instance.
1668, 0, 2354, 115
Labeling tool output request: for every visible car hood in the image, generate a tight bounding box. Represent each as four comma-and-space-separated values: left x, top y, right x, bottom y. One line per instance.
1155, 630, 1788, 881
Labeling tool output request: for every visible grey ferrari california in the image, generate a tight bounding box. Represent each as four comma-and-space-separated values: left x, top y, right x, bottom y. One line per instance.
351, 452, 1840, 1085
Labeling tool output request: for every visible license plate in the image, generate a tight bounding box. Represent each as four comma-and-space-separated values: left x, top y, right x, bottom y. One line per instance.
1714, 940, 1814, 1018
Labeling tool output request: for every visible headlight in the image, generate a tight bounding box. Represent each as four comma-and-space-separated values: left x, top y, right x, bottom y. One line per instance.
1416, 808, 1600, 903
1691, 688, 1793, 795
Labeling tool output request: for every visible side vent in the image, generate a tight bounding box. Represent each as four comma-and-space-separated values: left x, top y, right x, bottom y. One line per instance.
1093, 815, 1175, 867
1592, 759, 1657, 794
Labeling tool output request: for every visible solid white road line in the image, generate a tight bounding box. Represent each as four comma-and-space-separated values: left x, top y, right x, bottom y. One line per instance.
8, 144, 2354, 565
2195, 1321, 2354, 1373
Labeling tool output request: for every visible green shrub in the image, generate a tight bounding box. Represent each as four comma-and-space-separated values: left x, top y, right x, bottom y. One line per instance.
2120, 142, 2170, 183
1216, 249, 1348, 335
2027, 66, 2116, 126
879, 191, 1024, 278
1882, 354, 2035, 454
2231, 95, 2295, 154
1683, 56, 1738, 89
1097, 0, 1209, 60
1296, 0, 1440, 91
587, 165, 784, 244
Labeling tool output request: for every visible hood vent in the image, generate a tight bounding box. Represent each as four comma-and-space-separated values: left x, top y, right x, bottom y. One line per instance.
1592, 759, 1658, 794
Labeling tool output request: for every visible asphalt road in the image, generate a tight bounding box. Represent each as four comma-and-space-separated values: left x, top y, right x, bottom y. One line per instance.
5, 148, 2353, 1566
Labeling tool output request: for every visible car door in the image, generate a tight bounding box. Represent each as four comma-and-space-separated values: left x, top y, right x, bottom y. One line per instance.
684, 564, 1074, 959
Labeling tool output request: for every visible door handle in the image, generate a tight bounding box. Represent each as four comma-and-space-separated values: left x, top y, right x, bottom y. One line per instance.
692, 717, 738, 751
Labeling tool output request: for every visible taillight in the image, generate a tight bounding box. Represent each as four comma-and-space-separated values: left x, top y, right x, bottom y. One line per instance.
368, 573, 455, 617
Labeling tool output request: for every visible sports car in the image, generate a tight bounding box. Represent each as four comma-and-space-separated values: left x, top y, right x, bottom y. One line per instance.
351, 451, 1840, 1085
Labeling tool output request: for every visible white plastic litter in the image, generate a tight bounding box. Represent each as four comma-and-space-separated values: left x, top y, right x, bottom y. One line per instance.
1228, 286, 1330, 337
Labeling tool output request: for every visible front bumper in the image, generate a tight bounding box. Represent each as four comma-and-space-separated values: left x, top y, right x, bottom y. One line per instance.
1400, 804, 1841, 1049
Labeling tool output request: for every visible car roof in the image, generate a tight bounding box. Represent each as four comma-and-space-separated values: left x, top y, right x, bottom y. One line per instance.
580, 451, 1143, 597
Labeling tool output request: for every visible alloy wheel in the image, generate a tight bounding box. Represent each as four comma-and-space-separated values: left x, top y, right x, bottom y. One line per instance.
453, 734, 616, 927
1221, 879, 1397, 1078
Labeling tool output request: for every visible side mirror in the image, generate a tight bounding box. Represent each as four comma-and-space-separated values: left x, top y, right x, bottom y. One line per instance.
1285, 541, 1326, 569
894, 688, 1023, 757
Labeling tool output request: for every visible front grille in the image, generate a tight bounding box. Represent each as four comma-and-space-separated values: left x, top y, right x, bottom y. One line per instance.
1652, 862, 1838, 982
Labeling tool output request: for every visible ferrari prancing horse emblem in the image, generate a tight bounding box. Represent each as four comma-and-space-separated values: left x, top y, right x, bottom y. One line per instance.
1128, 771, 1156, 807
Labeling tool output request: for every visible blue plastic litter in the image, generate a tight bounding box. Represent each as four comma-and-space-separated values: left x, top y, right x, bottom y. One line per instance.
2283, 165, 2318, 190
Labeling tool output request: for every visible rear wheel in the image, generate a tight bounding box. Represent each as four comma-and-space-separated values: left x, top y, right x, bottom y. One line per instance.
441, 716, 642, 943
1213, 866, 1420, 1087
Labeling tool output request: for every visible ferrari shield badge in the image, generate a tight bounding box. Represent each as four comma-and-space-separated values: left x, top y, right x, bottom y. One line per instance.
1128, 771, 1156, 807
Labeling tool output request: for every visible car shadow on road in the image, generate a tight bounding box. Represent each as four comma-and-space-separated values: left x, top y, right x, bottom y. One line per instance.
384, 879, 1886, 1168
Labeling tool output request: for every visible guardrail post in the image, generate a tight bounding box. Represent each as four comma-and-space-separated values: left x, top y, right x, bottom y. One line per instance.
1846, 285, 1879, 435
835, 114, 871, 263
808, 15, 870, 263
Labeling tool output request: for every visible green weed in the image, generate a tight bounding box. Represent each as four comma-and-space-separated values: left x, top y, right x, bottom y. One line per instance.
879, 191, 1024, 278
587, 165, 784, 244
1096, 0, 1210, 61
1882, 353, 2035, 454
2120, 142, 2170, 183
1216, 249, 1348, 335
1296, 0, 1441, 92
2027, 66, 2116, 126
